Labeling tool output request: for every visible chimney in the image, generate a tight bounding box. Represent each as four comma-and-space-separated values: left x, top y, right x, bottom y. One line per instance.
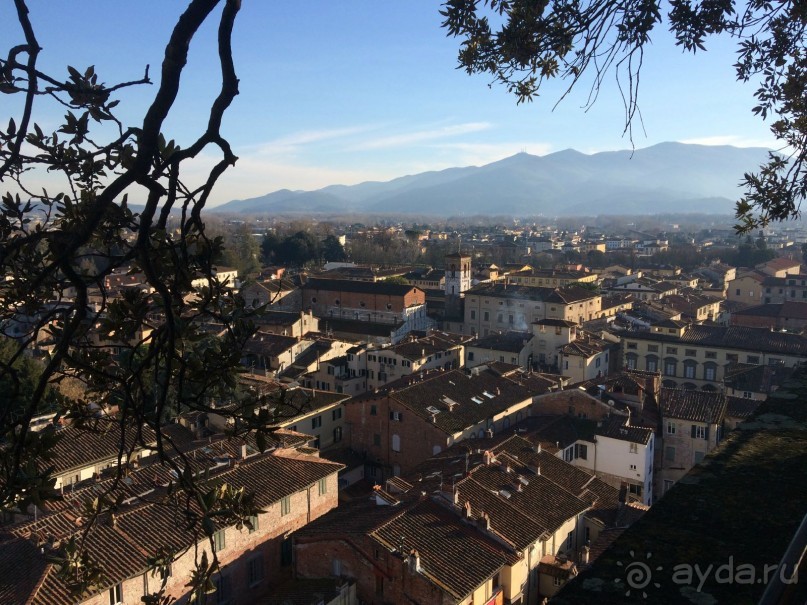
409, 549, 422, 572
483, 512, 491, 530
582, 545, 591, 565
536, 465, 541, 476
240, 444, 248, 459
483, 450, 493, 465
463, 501, 472, 518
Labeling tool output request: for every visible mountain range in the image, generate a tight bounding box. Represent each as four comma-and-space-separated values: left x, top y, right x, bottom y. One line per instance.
211, 142, 772, 217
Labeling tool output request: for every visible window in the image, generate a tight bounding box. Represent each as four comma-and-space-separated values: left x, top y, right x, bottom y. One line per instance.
704, 363, 717, 381
666, 347, 678, 354
247, 514, 259, 534
373, 433, 381, 446
281, 537, 293, 566
664, 358, 677, 376
667, 421, 676, 434
646, 356, 658, 372
332, 408, 342, 421
311, 415, 322, 429
628, 483, 643, 497
705, 351, 717, 359
109, 584, 123, 605
694, 451, 705, 464
683, 361, 696, 379
213, 529, 226, 552
554, 576, 564, 587
625, 353, 638, 370
575, 443, 588, 460
746, 355, 760, 364
370, 404, 377, 416
685, 349, 697, 357
215, 574, 232, 605
470, 310, 476, 319
390, 411, 403, 422
629, 443, 638, 454
483, 311, 489, 321
468, 351, 475, 361
280, 495, 291, 517
647, 344, 659, 353
333, 426, 342, 442
665, 446, 676, 462
626, 342, 638, 350
391, 434, 401, 452
248, 554, 265, 586
318, 478, 328, 495
692, 425, 708, 440
629, 463, 637, 470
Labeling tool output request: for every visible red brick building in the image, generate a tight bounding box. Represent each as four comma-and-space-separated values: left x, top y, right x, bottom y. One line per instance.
346, 367, 534, 478
0, 431, 342, 605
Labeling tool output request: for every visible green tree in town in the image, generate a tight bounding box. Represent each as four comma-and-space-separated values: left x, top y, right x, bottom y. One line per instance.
0, 1, 271, 600
441, 0, 806, 232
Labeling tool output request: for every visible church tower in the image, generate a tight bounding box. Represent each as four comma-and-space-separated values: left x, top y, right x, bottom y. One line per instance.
444, 251, 471, 324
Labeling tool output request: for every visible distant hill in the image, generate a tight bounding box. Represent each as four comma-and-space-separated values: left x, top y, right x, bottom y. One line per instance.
212, 142, 771, 216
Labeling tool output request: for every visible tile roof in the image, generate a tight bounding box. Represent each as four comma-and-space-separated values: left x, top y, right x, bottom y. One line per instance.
48, 421, 158, 476
370, 499, 508, 601
725, 396, 762, 420
384, 368, 534, 435
467, 330, 533, 353
302, 277, 421, 297
2, 444, 342, 605
634, 324, 807, 355
243, 331, 304, 358
595, 415, 654, 445
734, 301, 807, 320
659, 388, 727, 424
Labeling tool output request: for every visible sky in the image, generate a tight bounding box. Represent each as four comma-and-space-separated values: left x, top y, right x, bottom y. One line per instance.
0, 1, 779, 207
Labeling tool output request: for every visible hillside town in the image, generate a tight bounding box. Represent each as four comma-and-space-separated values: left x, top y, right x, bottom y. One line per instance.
2, 217, 807, 605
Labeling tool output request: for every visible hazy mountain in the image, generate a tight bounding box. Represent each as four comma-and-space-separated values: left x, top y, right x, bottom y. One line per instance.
213, 142, 771, 216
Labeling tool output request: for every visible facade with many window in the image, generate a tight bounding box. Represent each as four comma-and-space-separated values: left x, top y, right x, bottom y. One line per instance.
621, 322, 807, 389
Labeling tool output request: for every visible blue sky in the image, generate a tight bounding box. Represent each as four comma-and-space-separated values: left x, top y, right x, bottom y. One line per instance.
1, 1, 777, 207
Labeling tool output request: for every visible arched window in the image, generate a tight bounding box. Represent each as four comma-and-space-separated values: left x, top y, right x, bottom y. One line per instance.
646, 355, 658, 373
703, 362, 717, 382
683, 360, 697, 379
663, 357, 677, 377
682, 382, 697, 390
625, 353, 638, 370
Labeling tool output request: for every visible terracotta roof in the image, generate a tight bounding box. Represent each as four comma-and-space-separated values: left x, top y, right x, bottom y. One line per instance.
468, 330, 533, 353
733, 301, 807, 320
384, 368, 533, 435
2, 445, 342, 605
596, 415, 654, 445
303, 278, 421, 297
635, 324, 807, 355
48, 421, 158, 476
243, 331, 303, 358
725, 396, 763, 420
659, 388, 727, 424
370, 499, 508, 601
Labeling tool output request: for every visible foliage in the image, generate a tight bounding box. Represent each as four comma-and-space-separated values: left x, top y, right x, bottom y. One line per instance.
0, 0, 274, 600
440, 0, 806, 232
321, 234, 347, 262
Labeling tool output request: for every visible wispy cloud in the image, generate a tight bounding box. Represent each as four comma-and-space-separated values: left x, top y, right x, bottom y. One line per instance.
352, 122, 492, 150
237, 124, 379, 157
